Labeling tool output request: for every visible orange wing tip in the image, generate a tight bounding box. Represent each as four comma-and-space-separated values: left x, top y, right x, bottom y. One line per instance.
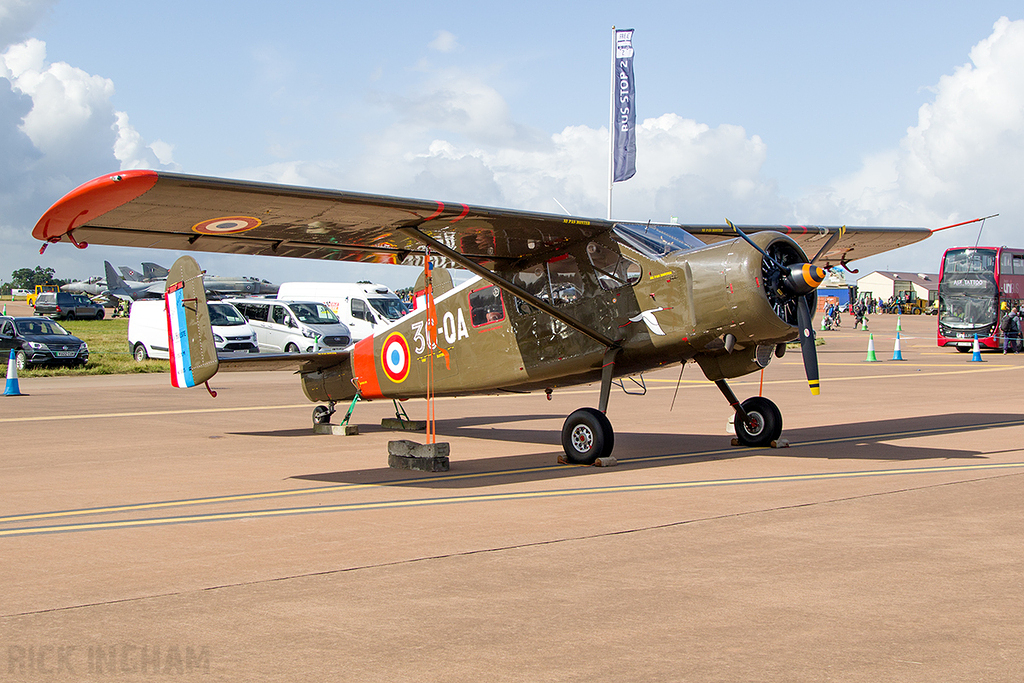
32, 170, 160, 242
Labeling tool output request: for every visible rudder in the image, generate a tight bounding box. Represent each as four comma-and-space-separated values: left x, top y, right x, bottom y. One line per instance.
164, 256, 218, 388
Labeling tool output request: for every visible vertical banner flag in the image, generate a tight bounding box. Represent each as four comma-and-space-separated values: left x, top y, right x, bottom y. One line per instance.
613, 29, 636, 182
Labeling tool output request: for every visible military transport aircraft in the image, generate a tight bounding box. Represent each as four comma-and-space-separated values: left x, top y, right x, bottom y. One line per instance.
32, 170, 932, 463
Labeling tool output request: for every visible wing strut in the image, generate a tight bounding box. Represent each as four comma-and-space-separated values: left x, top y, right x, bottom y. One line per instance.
398, 226, 619, 349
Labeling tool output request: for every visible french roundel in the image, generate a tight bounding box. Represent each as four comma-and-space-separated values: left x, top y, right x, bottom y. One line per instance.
192, 216, 262, 235
381, 332, 410, 383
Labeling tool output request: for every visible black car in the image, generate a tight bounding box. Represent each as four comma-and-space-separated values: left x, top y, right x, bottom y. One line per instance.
33, 291, 105, 320
0, 316, 89, 370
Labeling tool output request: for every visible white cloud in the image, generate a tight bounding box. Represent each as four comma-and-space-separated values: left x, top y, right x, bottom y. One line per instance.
429, 30, 458, 53
805, 16, 1024, 274
0, 0, 54, 51
0, 34, 177, 283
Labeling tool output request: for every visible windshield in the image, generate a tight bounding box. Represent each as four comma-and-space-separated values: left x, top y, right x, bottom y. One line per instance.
208, 303, 247, 326
368, 297, 406, 321
291, 303, 340, 325
16, 319, 70, 336
612, 223, 705, 258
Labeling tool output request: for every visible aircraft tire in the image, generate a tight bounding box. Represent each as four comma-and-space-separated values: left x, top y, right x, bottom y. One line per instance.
312, 405, 332, 425
133, 344, 149, 362
561, 407, 614, 464
735, 397, 782, 447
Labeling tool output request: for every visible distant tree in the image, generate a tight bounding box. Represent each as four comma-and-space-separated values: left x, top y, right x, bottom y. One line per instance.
10, 266, 68, 290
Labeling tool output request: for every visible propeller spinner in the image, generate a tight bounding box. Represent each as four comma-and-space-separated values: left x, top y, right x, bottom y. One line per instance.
726, 220, 826, 395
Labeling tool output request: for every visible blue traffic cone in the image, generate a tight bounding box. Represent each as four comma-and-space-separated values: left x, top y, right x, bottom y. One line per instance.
892, 332, 904, 361
969, 334, 983, 362
5, 349, 24, 396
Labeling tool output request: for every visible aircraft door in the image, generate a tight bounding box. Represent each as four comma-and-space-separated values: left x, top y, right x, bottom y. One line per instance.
509, 254, 593, 367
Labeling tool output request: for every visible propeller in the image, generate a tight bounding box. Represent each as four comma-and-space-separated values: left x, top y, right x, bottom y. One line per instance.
726, 220, 825, 395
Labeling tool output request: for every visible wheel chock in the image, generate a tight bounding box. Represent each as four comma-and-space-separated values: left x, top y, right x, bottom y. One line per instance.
381, 418, 427, 431
314, 423, 359, 436
771, 438, 790, 448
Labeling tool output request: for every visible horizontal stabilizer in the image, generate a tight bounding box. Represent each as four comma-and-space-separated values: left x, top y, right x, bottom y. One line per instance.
217, 350, 350, 374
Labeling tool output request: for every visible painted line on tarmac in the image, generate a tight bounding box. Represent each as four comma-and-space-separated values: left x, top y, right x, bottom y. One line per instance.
0, 404, 311, 423
2, 461, 1023, 538
3, 416, 1024, 527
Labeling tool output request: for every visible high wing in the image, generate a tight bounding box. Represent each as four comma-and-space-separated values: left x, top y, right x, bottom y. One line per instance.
33, 170, 932, 271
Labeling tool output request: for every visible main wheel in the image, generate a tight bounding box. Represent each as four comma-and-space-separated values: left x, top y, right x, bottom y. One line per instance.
734, 396, 783, 447
133, 344, 149, 362
561, 407, 614, 464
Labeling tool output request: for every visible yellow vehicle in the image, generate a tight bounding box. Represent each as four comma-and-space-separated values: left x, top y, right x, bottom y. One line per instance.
25, 284, 59, 307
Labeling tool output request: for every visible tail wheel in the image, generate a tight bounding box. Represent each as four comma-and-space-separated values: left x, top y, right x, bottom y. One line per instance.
735, 396, 783, 447
561, 407, 614, 464
312, 405, 332, 425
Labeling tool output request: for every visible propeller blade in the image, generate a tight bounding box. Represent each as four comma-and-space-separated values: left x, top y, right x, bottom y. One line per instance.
796, 295, 820, 395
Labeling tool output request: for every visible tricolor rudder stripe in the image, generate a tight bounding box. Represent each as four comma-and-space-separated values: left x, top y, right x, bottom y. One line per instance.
163, 255, 219, 389
165, 282, 194, 388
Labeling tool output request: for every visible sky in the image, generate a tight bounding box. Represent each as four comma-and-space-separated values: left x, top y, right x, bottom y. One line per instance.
1, 0, 1023, 290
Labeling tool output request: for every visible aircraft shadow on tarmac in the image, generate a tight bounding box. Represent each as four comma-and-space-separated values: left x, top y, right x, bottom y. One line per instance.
290, 412, 1024, 489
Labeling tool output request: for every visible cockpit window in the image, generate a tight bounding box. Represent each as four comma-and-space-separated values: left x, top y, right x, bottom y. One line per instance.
612, 223, 705, 258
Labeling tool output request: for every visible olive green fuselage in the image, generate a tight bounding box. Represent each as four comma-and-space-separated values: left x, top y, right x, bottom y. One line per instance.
300, 232, 801, 404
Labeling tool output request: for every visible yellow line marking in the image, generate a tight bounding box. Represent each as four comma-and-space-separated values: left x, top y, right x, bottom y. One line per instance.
0, 404, 311, 424
3, 461, 1023, 538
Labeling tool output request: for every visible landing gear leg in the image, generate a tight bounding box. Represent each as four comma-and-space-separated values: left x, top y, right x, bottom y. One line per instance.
715, 379, 782, 448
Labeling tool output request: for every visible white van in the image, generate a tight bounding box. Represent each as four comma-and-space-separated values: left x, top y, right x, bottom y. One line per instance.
225, 298, 351, 353
275, 282, 408, 342
128, 299, 258, 361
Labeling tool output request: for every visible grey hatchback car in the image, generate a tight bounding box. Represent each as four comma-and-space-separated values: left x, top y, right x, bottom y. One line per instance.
0, 316, 90, 370
33, 291, 105, 320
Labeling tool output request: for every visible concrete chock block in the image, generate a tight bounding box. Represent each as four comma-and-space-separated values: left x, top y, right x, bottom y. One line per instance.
388, 440, 450, 472
771, 438, 790, 449
314, 423, 359, 436
556, 455, 618, 467
381, 418, 427, 431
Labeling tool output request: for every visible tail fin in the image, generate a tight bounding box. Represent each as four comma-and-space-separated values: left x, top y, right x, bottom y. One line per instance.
164, 256, 219, 389
103, 260, 130, 297
119, 265, 143, 281
143, 262, 170, 281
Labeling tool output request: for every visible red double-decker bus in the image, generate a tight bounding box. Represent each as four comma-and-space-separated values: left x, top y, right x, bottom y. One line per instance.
937, 246, 1024, 350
